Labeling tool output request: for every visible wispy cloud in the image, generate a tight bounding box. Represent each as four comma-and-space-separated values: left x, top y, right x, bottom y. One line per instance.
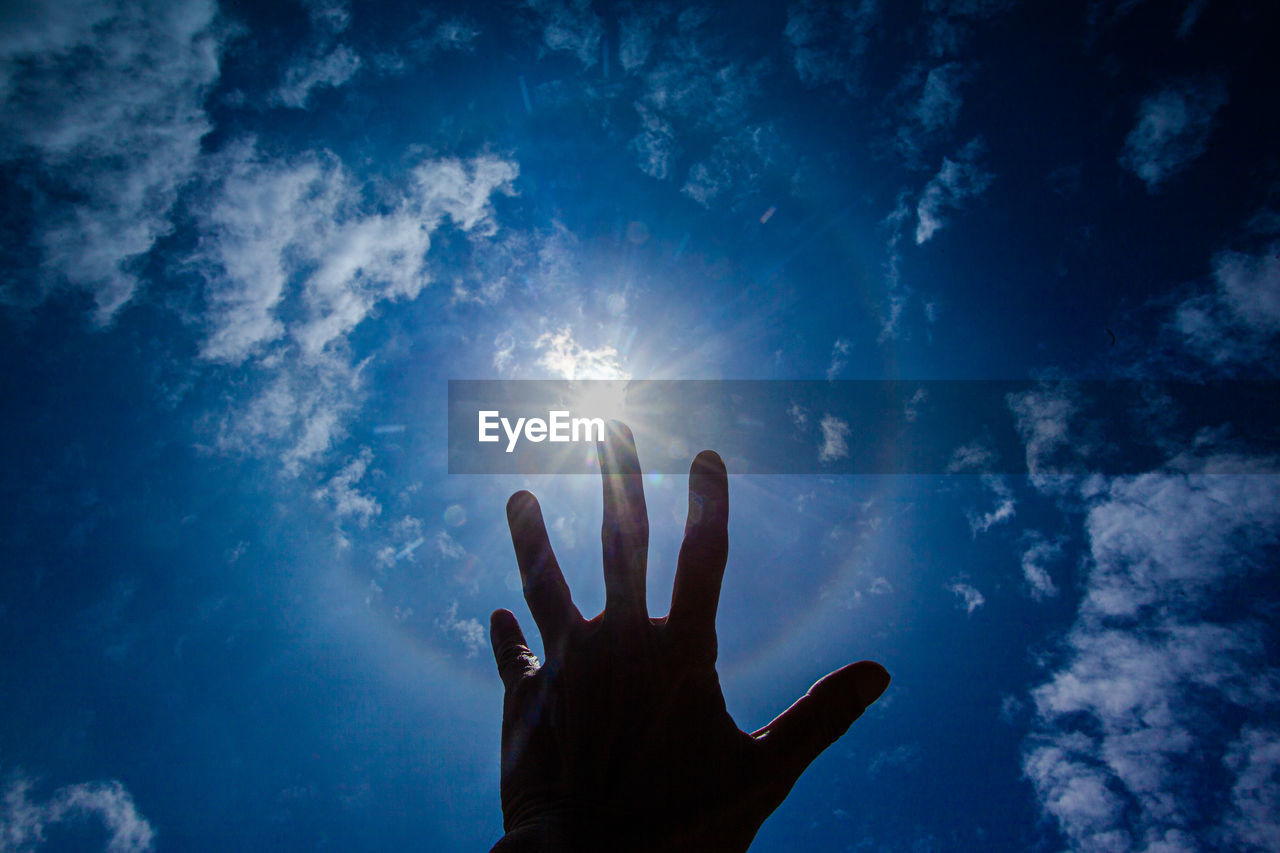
818, 414, 851, 462
272, 45, 362, 108
524, 0, 602, 68
0, 0, 222, 322
784, 0, 879, 93
1020, 533, 1062, 600
947, 577, 986, 614
924, 0, 1016, 57
825, 337, 852, 380
195, 143, 518, 472
436, 602, 485, 657
1119, 77, 1227, 192
967, 474, 1015, 535
1024, 463, 1280, 849
195, 145, 517, 364
535, 327, 630, 379
312, 447, 380, 526
1172, 240, 1280, 367
0, 772, 153, 852
916, 62, 967, 131
915, 137, 992, 244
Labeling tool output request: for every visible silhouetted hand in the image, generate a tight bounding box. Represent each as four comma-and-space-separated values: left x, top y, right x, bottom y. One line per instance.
489, 422, 890, 852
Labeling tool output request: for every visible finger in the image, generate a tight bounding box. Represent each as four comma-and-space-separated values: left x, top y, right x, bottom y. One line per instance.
753, 661, 890, 785
507, 490, 581, 652
490, 608, 539, 692
667, 450, 729, 650
598, 420, 649, 624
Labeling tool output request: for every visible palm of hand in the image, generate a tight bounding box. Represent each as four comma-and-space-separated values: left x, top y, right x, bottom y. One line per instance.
490, 423, 889, 852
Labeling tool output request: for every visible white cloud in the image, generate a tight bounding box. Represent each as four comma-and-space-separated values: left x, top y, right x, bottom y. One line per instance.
436, 602, 485, 657
968, 474, 1015, 534
947, 440, 997, 472
631, 104, 680, 180
1172, 242, 1280, 366
618, 10, 657, 72
1020, 533, 1062, 600
825, 338, 852, 380
1023, 463, 1280, 850
947, 577, 985, 613
916, 62, 966, 131
1119, 78, 1227, 191
535, 327, 629, 379
818, 414, 851, 463
879, 191, 913, 340
1224, 727, 1280, 849
207, 347, 367, 476
312, 447, 380, 526
194, 144, 517, 365
272, 45, 362, 109
785, 0, 879, 92
1006, 385, 1081, 476
625, 9, 767, 189
524, 0, 602, 68
0, 773, 153, 853
867, 743, 922, 776
435, 530, 466, 559
924, 0, 1015, 57
302, 0, 350, 33
0, 0, 222, 322
915, 137, 992, 244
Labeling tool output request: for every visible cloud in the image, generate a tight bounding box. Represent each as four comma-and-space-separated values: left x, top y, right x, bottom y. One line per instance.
915, 137, 992, 244
631, 104, 681, 180
924, 0, 1016, 57
1023, 463, 1280, 850
624, 8, 767, 190
535, 327, 630, 379
312, 447, 380, 526
818, 414, 851, 462
1172, 242, 1280, 366
916, 62, 966, 131
1119, 78, 1227, 191
681, 123, 786, 208
1223, 727, 1280, 849
785, 0, 879, 92
967, 474, 1015, 534
868, 743, 922, 776
0, 773, 153, 852
524, 0, 602, 68
194, 144, 518, 364
1020, 533, 1062, 600
272, 45, 362, 108
879, 191, 913, 340
302, 0, 350, 33
0, 0, 222, 322
1006, 385, 1081, 475
436, 602, 485, 657
947, 440, 997, 472
618, 9, 658, 72
947, 577, 986, 613
825, 338, 852, 380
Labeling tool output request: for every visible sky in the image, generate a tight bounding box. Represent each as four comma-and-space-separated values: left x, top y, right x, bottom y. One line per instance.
1, 0, 1279, 850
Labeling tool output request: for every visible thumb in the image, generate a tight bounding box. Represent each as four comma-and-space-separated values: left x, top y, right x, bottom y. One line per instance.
753, 660, 890, 785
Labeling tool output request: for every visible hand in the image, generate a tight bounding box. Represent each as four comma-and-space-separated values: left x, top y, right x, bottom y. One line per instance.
489, 422, 890, 852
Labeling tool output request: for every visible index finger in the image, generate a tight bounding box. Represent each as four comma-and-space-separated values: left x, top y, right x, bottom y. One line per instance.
598, 421, 649, 625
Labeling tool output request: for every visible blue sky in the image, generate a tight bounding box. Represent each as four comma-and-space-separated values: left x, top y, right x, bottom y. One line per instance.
1, 0, 1279, 850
